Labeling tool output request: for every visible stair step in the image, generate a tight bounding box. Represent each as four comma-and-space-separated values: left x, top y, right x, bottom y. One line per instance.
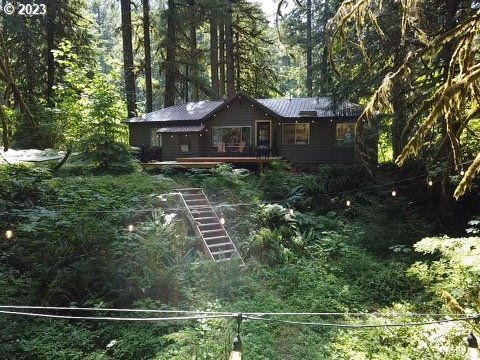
194, 216, 217, 221
201, 229, 225, 234
191, 209, 214, 213
208, 242, 232, 248
204, 235, 229, 241
212, 249, 236, 256
177, 188, 244, 266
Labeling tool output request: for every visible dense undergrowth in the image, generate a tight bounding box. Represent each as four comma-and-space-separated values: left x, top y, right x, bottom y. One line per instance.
0, 161, 478, 359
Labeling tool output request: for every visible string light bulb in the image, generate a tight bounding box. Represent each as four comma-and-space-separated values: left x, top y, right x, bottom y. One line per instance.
391, 190, 397, 197
346, 200, 351, 207
220, 216, 226, 225
229, 314, 243, 360
127, 224, 134, 232
461, 170, 465, 176
428, 180, 433, 187
5, 229, 13, 239
467, 332, 479, 360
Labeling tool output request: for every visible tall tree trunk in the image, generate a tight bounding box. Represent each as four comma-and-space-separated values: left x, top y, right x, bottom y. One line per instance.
306, 0, 313, 97
45, 0, 55, 104
210, 17, 220, 98
391, 49, 407, 160
225, 0, 235, 97
121, 0, 137, 117
185, 64, 189, 102
190, 0, 199, 101
143, 0, 153, 112
164, 0, 177, 107
219, 20, 226, 97
439, 0, 460, 217
0, 104, 9, 151
318, 0, 329, 94
235, 24, 240, 91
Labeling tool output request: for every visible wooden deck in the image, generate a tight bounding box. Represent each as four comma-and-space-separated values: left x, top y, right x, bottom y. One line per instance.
141, 161, 222, 170
176, 156, 280, 163
176, 156, 281, 172
142, 157, 281, 172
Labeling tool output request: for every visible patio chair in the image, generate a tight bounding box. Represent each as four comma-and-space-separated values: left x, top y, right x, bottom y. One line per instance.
238, 141, 246, 157
217, 142, 226, 157
255, 140, 271, 158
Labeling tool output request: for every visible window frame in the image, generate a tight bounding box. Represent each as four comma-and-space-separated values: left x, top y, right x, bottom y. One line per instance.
335, 122, 355, 141
179, 135, 192, 153
150, 128, 162, 147
282, 122, 310, 145
212, 126, 252, 147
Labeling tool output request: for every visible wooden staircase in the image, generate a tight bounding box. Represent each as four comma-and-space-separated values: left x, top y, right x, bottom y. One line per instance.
174, 188, 244, 265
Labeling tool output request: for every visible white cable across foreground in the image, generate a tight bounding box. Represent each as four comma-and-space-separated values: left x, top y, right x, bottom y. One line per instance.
0, 310, 236, 322
1, 307, 479, 328
0, 305, 466, 318
242, 311, 462, 317
243, 314, 480, 329
0, 305, 232, 315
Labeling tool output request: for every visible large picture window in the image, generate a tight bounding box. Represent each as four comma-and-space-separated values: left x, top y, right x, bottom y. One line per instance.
212, 126, 251, 146
335, 123, 355, 141
282, 123, 310, 145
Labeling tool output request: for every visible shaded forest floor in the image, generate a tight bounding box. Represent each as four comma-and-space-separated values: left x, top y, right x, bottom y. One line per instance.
0, 161, 477, 359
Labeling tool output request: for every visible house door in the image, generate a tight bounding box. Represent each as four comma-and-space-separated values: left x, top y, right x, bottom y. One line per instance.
255, 121, 271, 147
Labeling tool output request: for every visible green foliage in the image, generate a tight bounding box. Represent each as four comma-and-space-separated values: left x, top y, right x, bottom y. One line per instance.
115, 215, 195, 305
155, 318, 232, 360
0, 165, 476, 359
330, 304, 467, 360
54, 41, 136, 173
189, 164, 260, 204
316, 165, 368, 193
0, 167, 179, 305
243, 204, 301, 265
409, 235, 480, 312
340, 194, 434, 253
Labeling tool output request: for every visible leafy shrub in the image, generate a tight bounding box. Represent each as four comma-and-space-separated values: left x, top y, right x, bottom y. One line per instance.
190, 164, 259, 204
244, 204, 302, 265
114, 215, 195, 305
82, 135, 138, 173
316, 164, 368, 193
408, 235, 480, 312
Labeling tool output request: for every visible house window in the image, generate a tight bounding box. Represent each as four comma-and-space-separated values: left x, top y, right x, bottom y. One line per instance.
150, 129, 162, 147
282, 123, 310, 145
212, 126, 251, 146
180, 135, 191, 153
336, 122, 355, 141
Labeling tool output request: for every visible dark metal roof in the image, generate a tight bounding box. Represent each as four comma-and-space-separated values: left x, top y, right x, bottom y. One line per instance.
257, 97, 363, 118
128, 101, 223, 123
157, 125, 206, 133
126, 94, 362, 123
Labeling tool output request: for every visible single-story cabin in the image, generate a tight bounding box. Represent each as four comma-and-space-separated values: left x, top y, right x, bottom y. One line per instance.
126, 92, 363, 169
